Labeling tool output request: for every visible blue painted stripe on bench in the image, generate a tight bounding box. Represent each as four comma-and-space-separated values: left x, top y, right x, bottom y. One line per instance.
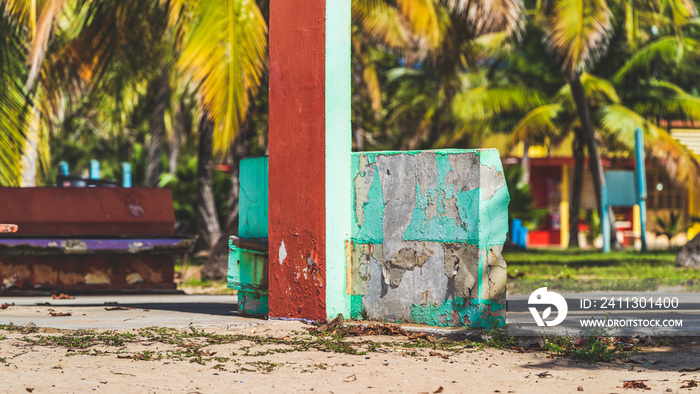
0, 238, 188, 251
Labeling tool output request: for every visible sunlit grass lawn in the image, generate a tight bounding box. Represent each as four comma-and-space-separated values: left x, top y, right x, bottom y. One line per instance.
175, 257, 236, 295
503, 248, 700, 280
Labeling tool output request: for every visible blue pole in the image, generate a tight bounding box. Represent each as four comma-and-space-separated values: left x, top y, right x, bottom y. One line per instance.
635, 127, 648, 252
121, 162, 132, 188
89, 160, 100, 180
511, 219, 521, 248
602, 184, 610, 253
58, 161, 69, 176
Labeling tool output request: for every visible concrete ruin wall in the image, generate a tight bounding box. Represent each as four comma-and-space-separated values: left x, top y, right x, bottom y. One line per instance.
348, 149, 510, 327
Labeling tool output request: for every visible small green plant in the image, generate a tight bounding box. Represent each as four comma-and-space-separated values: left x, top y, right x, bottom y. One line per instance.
248, 361, 283, 373
484, 320, 515, 349
654, 211, 688, 243
542, 335, 634, 363
132, 351, 163, 361
582, 208, 601, 246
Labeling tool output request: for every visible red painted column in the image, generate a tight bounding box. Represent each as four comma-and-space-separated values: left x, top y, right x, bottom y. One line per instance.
268, 0, 327, 321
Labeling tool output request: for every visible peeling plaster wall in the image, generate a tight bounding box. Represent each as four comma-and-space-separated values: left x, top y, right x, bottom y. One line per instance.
349, 149, 509, 327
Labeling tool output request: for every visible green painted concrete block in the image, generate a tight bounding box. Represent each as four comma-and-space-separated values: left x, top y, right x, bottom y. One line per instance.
348, 149, 509, 328
228, 156, 269, 317
239, 157, 269, 239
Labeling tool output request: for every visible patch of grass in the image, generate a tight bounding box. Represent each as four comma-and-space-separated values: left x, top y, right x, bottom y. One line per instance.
247, 361, 283, 373
0, 323, 38, 334
542, 335, 636, 363
7, 320, 639, 370
132, 351, 163, 361
484, 323, 515, 350
504, 248, 700, 281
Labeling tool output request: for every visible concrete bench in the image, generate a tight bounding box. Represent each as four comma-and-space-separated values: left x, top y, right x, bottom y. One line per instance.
0, 188, 192, 292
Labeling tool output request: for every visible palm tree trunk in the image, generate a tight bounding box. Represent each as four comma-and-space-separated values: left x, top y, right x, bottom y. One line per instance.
568, 72, 621, 249
196, 112, 222, 250
20, 108, 39, 187
521, 139, 530, 184
145, 68, 170, 187
201, 118, 253, 279
353, 127, 365, 151
169, 98, 187, 175
569, 129, 584, 247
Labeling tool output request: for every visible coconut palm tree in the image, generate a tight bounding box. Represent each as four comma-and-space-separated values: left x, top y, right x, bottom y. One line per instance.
351, 0, 525, 149
450, 48, 700, 250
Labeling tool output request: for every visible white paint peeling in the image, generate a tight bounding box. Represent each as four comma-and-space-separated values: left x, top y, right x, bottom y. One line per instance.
279, 240, 287, 265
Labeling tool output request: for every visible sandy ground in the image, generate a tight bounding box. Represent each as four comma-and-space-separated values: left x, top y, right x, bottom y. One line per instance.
1, 318, 700, 394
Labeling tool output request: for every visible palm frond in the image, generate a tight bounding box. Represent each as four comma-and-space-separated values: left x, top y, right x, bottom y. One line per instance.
613, 37, 700, 83
627, 80, 700, 120
25, 0, 64, 91
353, 0, 412, 49
598, 104, 700, 188
452, 85, 548, 122
0, 6, 30, 185
445, 85, 548, 146
556, 72, 620, 109
661, 0, 698, 31
544, 0, 613, 76
2, 0, 34, 30
444, 0, 525, 38
511, 103, 565, 144
178, 0, 267, 157
396, 0, 441, 46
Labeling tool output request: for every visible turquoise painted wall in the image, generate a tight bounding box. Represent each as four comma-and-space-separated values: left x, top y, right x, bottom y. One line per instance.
239, 157, 269, 239
228, 156, 270, 317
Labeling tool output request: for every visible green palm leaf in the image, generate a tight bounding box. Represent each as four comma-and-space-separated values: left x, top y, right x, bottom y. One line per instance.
543, 0, 613, 76
0, 5, 30, 186
556, 72, 620, 109
452, 85, 548, 122
627, 80, 700, 120
445, 0, 524, 38
598, 104, 700, 188
353, 0, 412, 49
511, 103, 565, 144
178, 0, 267, 157
613, 37, 700, 83
446, 85, 548, 146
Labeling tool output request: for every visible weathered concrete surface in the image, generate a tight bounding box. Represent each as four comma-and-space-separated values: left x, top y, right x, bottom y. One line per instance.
676, 234, 700, 268
349, 149, 509, 327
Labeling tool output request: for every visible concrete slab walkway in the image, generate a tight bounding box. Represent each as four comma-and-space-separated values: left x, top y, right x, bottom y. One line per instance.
0, 294, 264, 330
